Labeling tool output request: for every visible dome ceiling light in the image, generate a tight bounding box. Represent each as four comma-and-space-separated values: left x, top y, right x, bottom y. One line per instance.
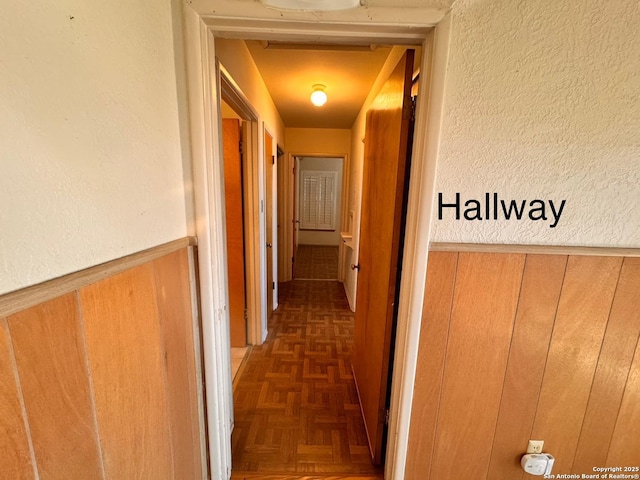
310, 84, 328, 107
260, 0, 360, 11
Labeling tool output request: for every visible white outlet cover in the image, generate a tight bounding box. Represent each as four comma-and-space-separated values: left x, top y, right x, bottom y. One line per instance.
527, 440, 544, 454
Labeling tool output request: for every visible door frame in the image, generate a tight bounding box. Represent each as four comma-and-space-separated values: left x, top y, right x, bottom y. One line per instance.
289, 153, 349, 282
184, 7, 452, 479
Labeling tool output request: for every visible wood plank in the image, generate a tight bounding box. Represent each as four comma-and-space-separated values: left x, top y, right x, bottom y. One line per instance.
79, 264, 173, 479
404, 251, 458, 480
605, 260, 640, 466
487, 254, 567, 480
8, 293, 103, 479
0, 237, 196, 318
223, 118, 248, 347
429, 252, 525, 479
572, 257, 640, 472
153, 249, 203, 480
430, 242, 640, 258
352, 50, 414, 465
530, 256, 622, 474
231, 474, 383, 480
0, 320, 35, 479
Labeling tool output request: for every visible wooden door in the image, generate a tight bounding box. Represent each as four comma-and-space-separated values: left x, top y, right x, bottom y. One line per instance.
265, 131, 274, 316
352, 50, 415, 465
223, 118, 247, 347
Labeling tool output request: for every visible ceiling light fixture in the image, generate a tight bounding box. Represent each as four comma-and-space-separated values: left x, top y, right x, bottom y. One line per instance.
260, 0, 359, 11
310, 84, 328, 107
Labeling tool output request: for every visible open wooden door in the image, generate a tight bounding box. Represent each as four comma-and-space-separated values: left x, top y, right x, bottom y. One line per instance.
222, 118, 247, 347
352, 50, 415, 465
264, 131, 274, 317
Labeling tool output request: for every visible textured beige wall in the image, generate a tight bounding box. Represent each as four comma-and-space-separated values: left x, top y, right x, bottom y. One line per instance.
431, 0, 640, 247
285, 128, 351, 155
0, 0, 189, 294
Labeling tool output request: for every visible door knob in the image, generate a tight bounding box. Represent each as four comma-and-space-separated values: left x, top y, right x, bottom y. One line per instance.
351, 263, 360, 271
266, 243, 273, 248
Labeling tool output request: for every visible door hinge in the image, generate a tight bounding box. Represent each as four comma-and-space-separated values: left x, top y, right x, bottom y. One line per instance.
239, 141, 243, 155
385, 409, 390, 425
272, 281, 275, 290
411, 95, 417, 121
244, 309, 248, 321
271, 155, 275, 165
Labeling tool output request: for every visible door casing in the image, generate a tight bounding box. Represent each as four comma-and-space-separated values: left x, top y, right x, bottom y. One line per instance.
183, 7, 453, 480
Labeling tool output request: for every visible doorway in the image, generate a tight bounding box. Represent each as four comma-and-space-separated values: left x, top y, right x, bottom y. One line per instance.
293, 156, 345, 281
221, 43, 417, 477
186, 12, 449, 479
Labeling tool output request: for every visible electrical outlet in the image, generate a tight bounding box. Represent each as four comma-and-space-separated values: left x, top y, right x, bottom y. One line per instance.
527, 440, 544, 454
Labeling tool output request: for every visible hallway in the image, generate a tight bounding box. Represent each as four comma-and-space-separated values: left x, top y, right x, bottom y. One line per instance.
231, 280, 383, 477
293, 245, 339, 280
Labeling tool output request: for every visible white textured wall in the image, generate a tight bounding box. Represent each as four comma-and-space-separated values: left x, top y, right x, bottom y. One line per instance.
0, 0, 188, 294
431, 0, 640, 247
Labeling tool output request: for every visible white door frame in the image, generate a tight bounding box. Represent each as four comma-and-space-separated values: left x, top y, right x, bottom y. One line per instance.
184, 6, 452, 479
289, 153, 349, 281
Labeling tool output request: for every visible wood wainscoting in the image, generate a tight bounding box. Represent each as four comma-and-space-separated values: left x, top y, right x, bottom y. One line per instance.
405, 248, 640, 479
0, 239, 205, 479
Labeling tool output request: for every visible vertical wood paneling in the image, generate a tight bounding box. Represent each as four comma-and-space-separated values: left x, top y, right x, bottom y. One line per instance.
8, 293, 103, 479
153, 249, 203, 480
429, 252, 525, 479
79, 264, 173, 480
572, 257, 640, 472
405, 252, 458, 480
531, 256, 622, 474
0, 320, 35, 480
487, 254, 567, 480
606, 262, 640, 466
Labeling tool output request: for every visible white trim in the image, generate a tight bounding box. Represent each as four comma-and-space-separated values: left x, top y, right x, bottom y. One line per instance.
218, 64, 265, 347
183, 8, 232, 478
386, 16, 451, 480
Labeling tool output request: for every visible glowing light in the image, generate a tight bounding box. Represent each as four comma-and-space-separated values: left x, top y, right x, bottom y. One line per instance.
310, 84, 328, 107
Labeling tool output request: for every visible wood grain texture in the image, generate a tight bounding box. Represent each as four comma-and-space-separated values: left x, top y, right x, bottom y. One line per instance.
487, 254, 567, 480
0, 320, 35, 480
7, 293, 103, 479
352, 50, 414, 464
429, 252, 525, 480
605, 257, 640, 467
232, 281, 381, 476
430, 242, 640, 257
223, 118, 247, 347
79, 264, 173, 480
404, 251, 458, 480
0, 237, 195, 318
572, 257, 640, 472
231, 474, 383, 480
153, 250, 203, 480
531, 256, 622, 474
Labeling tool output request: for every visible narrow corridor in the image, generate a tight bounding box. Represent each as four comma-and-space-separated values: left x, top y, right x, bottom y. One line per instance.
231, 280, 383, 477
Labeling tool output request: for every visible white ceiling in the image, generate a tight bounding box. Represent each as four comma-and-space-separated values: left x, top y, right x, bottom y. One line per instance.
245, 41, 394, 128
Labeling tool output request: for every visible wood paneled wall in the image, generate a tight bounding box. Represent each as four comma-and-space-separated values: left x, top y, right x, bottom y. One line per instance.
405, 251, 640, 480
0, 248, 204, 480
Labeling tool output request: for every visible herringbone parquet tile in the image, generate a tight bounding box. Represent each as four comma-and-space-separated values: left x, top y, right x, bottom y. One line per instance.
232, 281, 382, 476
294, 245, 339, 279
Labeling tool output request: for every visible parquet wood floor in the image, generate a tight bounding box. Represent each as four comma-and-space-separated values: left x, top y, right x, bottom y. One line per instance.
294, 245, 339, 280
232, 280, 383, 477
